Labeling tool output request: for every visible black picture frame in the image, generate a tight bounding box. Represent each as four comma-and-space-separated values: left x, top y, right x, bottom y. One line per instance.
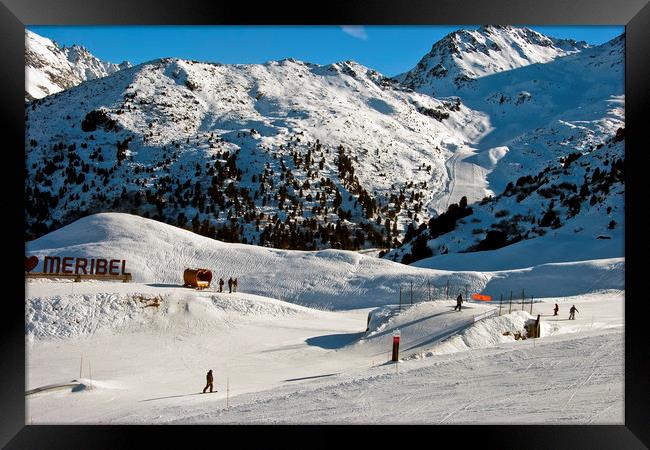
3, 0, 648, 447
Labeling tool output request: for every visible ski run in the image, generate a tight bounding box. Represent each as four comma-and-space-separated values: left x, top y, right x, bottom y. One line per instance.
25, 213, 623, 424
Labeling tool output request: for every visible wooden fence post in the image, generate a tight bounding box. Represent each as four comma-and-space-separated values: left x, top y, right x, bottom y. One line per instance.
399, 285, 402, 311
509, 291, 513, 314
499, 295, 503, 316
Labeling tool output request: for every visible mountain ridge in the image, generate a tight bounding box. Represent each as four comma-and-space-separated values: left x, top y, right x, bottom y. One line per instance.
25, 29, 131, 101
24, 27, 624, 263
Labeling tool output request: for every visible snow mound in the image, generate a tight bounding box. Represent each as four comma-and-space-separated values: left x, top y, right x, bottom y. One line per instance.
25, 289, 319, 340
27, 213, 623, 310
26, 292, 169, 340
351, 300, 497, 358
410, 310, 541, 357
26, 213, 490, 309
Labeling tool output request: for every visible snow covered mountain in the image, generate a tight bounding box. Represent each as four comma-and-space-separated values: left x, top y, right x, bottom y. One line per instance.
24, 56, 483, 249
395, 25, 589, 97
386, 34, 625, 265
25, 29, 131, 101
24, 27, 624, 260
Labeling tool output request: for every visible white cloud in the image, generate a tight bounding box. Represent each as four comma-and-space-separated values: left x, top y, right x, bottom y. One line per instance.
340, 26, 368, 41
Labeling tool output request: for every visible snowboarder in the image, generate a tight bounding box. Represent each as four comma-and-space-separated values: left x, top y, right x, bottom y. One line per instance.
454, 293, 463, 311
553, 303, 559, 316
202, 369, 214, 393
569, 305, 579, 320
233, 278, 238, 293
218, 278, 224, 293
228, 277, 233, 293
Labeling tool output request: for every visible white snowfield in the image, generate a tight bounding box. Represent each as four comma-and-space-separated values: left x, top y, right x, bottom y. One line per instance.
25, 213, 624, 424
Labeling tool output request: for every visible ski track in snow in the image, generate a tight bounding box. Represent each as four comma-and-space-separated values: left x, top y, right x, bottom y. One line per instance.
25, 274, 624, 424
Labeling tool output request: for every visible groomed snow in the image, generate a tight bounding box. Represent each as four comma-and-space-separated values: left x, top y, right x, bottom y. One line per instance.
25, 213, 624, 424
27, 213, 623, 307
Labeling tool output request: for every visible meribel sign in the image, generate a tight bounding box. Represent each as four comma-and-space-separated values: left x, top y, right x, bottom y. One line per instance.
42, 256, 129, 276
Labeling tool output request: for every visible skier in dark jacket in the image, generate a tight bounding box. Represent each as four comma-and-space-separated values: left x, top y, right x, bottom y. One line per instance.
228, 277, 233, 293
569, 305, 579, 320
454, 293, 464, 311
218, 278, 224, 293
553, 303, 559, 316
233, 278, 238, 293
203, 369, 214, 393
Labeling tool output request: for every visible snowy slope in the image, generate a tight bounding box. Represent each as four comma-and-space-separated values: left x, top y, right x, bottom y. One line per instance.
24, 212, 623, 424
25, 212, 623, 307
24, 213, 484, 309
418, 33, 624, 215
25, 284, 623, 424
388, 128, 624, 268
25, 29, 130, 101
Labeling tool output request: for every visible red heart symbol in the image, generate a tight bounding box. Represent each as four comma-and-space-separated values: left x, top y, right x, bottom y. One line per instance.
25, 256, 39, 272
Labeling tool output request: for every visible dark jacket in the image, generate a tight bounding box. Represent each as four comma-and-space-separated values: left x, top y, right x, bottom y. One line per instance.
206, 371, 213, 383
570, 306, 578, 313
456, 295, 463, 303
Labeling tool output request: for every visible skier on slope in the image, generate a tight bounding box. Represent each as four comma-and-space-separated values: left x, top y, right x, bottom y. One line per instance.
233, 278, 238, 293
202, 369, 214, 393
218, 278, 224, 293
228, 277, 233, 293
553, 303, 559, 316
569, 305, 579, 320
454, 293, 464, 311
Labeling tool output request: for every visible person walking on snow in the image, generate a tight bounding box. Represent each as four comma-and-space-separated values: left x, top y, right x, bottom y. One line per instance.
203, 369, 214, 393
228, 277, 233, 294
233, 278, 238, 293
569, 305, 579, 320
218, 278, 224, 293
454, 293, 464, 311
553, 303, 559, 316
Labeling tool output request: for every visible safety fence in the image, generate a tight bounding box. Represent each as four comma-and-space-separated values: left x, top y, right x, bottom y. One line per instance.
397, 280, 538, 316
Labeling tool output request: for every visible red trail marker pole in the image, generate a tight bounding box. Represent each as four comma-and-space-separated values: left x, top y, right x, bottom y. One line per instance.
391, 330, 401, 362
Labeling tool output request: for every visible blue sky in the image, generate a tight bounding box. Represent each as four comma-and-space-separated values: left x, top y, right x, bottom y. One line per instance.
27, 25, 624, 77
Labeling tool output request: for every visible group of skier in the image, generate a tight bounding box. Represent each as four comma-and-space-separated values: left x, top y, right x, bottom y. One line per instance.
553, 303, 579, 320
454, 294, 580, 321
217, 277, 238, 293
